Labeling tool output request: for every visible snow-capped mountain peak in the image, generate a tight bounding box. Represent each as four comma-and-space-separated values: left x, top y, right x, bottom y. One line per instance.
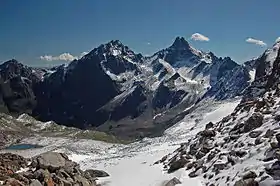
0, 37, 257, 143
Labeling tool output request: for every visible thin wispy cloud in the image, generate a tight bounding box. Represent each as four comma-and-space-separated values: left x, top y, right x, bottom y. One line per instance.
245, 38, 266, 47
40, 52, 88, 62
275, 37, 280, 43
190, 33, 210, 42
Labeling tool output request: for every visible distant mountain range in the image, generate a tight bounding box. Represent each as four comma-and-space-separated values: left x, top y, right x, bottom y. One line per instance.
0, 37, 260, 140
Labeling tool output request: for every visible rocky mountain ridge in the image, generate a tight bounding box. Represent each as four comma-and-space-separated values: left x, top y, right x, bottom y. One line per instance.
0, 37, 256, 140
156, 41, 280, 185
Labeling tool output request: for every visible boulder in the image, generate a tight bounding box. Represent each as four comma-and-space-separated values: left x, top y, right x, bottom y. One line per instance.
264, 129, 275, 138
188, 171, 199, 178
254, 137, 262, 145
213, 163, 226, 171
199, 129, 216, 138
243, 113, 263, 133
249, 131, 262, 138
160, 155, 168, 163
73, 174, 91, 186
22, 171, 35, 179
274, 150, 280, 160
270, 141, 279, 149
33, 169, 50, 180
231, 150, 247, 158
56, 169, 71, 179
44, 176, 54, 186
205, 122, 214, 129
231, 123, 245, 134
266, 161, 280, 179
275, 115, 280, 121
195, 150, 206, 159
186, 162, 194, 170
234, 178, 258, 186
276, 133, 280, 144
165, 177, 181, 186
84, 169, 109, 178
222, 115, 231, 123
207, 151, 216, 162
51, 175, 72, 186
35, 152, 66, 171
168, 157, 189, 173
30, 179, 43, 186
189, 143, 199, 155
242, 171, 257, 180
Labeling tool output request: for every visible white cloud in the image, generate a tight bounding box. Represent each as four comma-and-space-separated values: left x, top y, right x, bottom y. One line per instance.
190, 33, 210, 42
147, 42, 151, 45
40, 52, 88, 62
245, 38, 267, 46
40, 53, 77, 61
275, 37, 280, 43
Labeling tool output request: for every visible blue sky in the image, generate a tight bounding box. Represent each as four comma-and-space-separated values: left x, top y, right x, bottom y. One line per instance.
1, 0, 280, 66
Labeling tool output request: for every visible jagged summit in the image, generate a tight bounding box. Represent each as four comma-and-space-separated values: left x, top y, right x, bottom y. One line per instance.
170, 36, 190, 49
86, 39, 143, 63
0, 59, 25, 69
2, 59, 19, 64
108, 39, 123, 46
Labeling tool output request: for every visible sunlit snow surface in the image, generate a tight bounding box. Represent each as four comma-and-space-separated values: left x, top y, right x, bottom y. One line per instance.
1, 99, 240, 186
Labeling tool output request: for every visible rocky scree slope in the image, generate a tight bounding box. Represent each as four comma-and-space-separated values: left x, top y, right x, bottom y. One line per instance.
0, 37, 255, 140
156, 41, 280, 186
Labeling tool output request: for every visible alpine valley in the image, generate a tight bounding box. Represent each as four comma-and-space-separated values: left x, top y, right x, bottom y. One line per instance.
1, 37, 280, 186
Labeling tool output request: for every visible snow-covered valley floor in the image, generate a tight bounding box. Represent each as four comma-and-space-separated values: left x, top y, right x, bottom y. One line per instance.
1, 99, 240, 186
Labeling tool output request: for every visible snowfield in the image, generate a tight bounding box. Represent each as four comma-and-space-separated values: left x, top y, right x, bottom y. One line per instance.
1, 99, 240, 186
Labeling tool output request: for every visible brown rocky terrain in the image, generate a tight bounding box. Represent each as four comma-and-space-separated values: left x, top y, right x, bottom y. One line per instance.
0, 152, 109, 186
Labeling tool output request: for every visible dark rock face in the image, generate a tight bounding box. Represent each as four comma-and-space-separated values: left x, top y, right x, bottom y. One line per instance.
0, 60, 40, 114
99, 84, 148, 122
203, 65, 251, 100
91, 40, 143, 75
152, 82, 187, 110
242, 45, 280, 102
102, 55, 139, 75
32, 54, 119, 128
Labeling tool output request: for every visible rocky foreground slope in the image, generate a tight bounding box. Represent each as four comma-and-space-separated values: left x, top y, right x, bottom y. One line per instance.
157, 42, 280, 185
0, 152, 109, 186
